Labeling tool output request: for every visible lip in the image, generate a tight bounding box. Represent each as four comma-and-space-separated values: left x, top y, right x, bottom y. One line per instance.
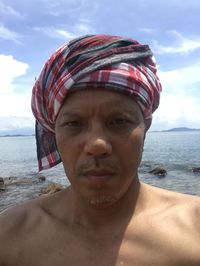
83, 169, 115, 181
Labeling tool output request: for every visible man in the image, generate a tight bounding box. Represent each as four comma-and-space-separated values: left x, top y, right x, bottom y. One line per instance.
0, 34, 199, 266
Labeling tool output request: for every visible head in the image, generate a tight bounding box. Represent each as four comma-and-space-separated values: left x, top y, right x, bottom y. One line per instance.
31, 34, 162, 205
55, 88, 151, 206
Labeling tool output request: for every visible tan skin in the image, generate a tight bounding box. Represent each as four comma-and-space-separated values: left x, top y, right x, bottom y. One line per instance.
0, 89, 200, 266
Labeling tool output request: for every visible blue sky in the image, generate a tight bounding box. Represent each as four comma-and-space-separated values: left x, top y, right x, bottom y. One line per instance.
0, 0, 200, 133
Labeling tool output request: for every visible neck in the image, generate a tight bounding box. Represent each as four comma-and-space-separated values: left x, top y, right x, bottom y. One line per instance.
67, 176, 145, 230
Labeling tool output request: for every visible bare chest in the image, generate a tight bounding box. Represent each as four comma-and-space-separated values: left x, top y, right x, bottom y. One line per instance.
8, 229, 200, 266
6, 209, 200, 266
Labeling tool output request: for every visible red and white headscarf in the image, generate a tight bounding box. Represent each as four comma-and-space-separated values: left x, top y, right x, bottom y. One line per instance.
31, 34, 162, 171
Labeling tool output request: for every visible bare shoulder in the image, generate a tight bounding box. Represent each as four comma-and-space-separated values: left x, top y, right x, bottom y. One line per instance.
0, 197, 46, 244
160, 185, 200, 215
144, 181, 200, 203
173, 191, 200, 230
142, 182, 200, 223
0, 200, 39, 264
146, 183, 200, 232
0, 188, 68, 263
0, 187, 68, 230
168, 189, 200, 227
137, 184, 200, 264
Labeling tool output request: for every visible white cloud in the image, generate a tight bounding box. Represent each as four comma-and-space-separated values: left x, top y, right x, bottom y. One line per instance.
0, 24, 22, 43
0, 54, 34, 132
0, 91, 32, 116
34, 22, 94, 40
74, 23, 92, 34
40, 0, 89, 16
153, 31, 200, 54
0, 1, 23, 18
158, 63, 200, 93
151, 63, 200, 130
0, 55, 29, 94
0, 54, 33, 130
0, 92, 34, 131
0, 116, 34, 131
139, 28, 157, 34
34, 26, 77, 40
152, 95, 200, 130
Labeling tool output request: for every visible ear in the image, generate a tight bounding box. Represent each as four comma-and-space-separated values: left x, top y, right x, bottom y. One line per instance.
144, 118, 152, 132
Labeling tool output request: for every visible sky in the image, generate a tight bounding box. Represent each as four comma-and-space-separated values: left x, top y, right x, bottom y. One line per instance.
0, 0, 200, 134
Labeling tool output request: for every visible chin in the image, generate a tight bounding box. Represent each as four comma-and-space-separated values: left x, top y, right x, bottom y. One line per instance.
85, 193, 121, 209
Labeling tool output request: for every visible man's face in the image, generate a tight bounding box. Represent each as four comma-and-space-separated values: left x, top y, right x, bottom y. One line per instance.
55, 89, 148, 207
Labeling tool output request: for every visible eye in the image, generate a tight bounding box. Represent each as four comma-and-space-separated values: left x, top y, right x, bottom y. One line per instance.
65, 120, 82, 127
109, 118, 130, 126
60, 120, 82, 130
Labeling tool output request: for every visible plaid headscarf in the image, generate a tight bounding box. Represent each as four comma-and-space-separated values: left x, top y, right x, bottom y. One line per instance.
31, 34, 162, 171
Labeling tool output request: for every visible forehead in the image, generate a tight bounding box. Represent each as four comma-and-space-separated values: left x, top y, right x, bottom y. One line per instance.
59, 88, 143, 117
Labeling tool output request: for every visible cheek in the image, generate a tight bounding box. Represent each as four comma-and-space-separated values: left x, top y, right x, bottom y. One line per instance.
56, 132, 82, 174
120, 130, 145, 166
56, 133, 73, 165
56, 132, 66, 158
122, 127, 145, 152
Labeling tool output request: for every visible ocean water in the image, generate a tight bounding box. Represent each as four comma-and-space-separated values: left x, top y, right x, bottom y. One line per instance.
140, 131, 200, 195
0, 131, 200, 211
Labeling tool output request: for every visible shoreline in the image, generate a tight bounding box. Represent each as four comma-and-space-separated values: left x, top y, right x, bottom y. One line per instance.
0, 175, 65, 213
1, 167, 200, 213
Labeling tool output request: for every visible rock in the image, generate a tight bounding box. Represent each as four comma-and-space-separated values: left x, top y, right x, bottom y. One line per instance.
37, 175, 46, 182
192, 167, 200, 173
3, 176, 16, 185
40, 183, 64, 195
0, 177, 6, 191
149, 167, 167, 177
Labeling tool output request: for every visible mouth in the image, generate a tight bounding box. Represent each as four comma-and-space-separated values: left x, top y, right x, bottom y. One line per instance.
82, 169, 116, 181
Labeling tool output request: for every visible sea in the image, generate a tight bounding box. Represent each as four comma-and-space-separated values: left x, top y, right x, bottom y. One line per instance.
0, 131, 200, 211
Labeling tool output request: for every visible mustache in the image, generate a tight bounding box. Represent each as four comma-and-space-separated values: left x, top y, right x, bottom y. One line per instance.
77, 158, 120, 176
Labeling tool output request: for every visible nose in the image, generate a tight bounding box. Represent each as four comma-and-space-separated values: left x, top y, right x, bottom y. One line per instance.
84, 126, 112, 158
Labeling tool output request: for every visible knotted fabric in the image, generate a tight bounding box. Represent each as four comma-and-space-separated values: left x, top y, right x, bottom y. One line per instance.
31, 34, 162, 171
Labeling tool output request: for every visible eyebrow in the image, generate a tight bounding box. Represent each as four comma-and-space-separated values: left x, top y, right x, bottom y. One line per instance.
59, 107, 143, 121
59, 110, 83, 117
108, 103, 143, 117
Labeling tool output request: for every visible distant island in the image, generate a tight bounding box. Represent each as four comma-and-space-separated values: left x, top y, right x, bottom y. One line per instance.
151, 127, 200, 133
0, 128, 34, 137
0, 134, 35, 138
162, 127, 200, 132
